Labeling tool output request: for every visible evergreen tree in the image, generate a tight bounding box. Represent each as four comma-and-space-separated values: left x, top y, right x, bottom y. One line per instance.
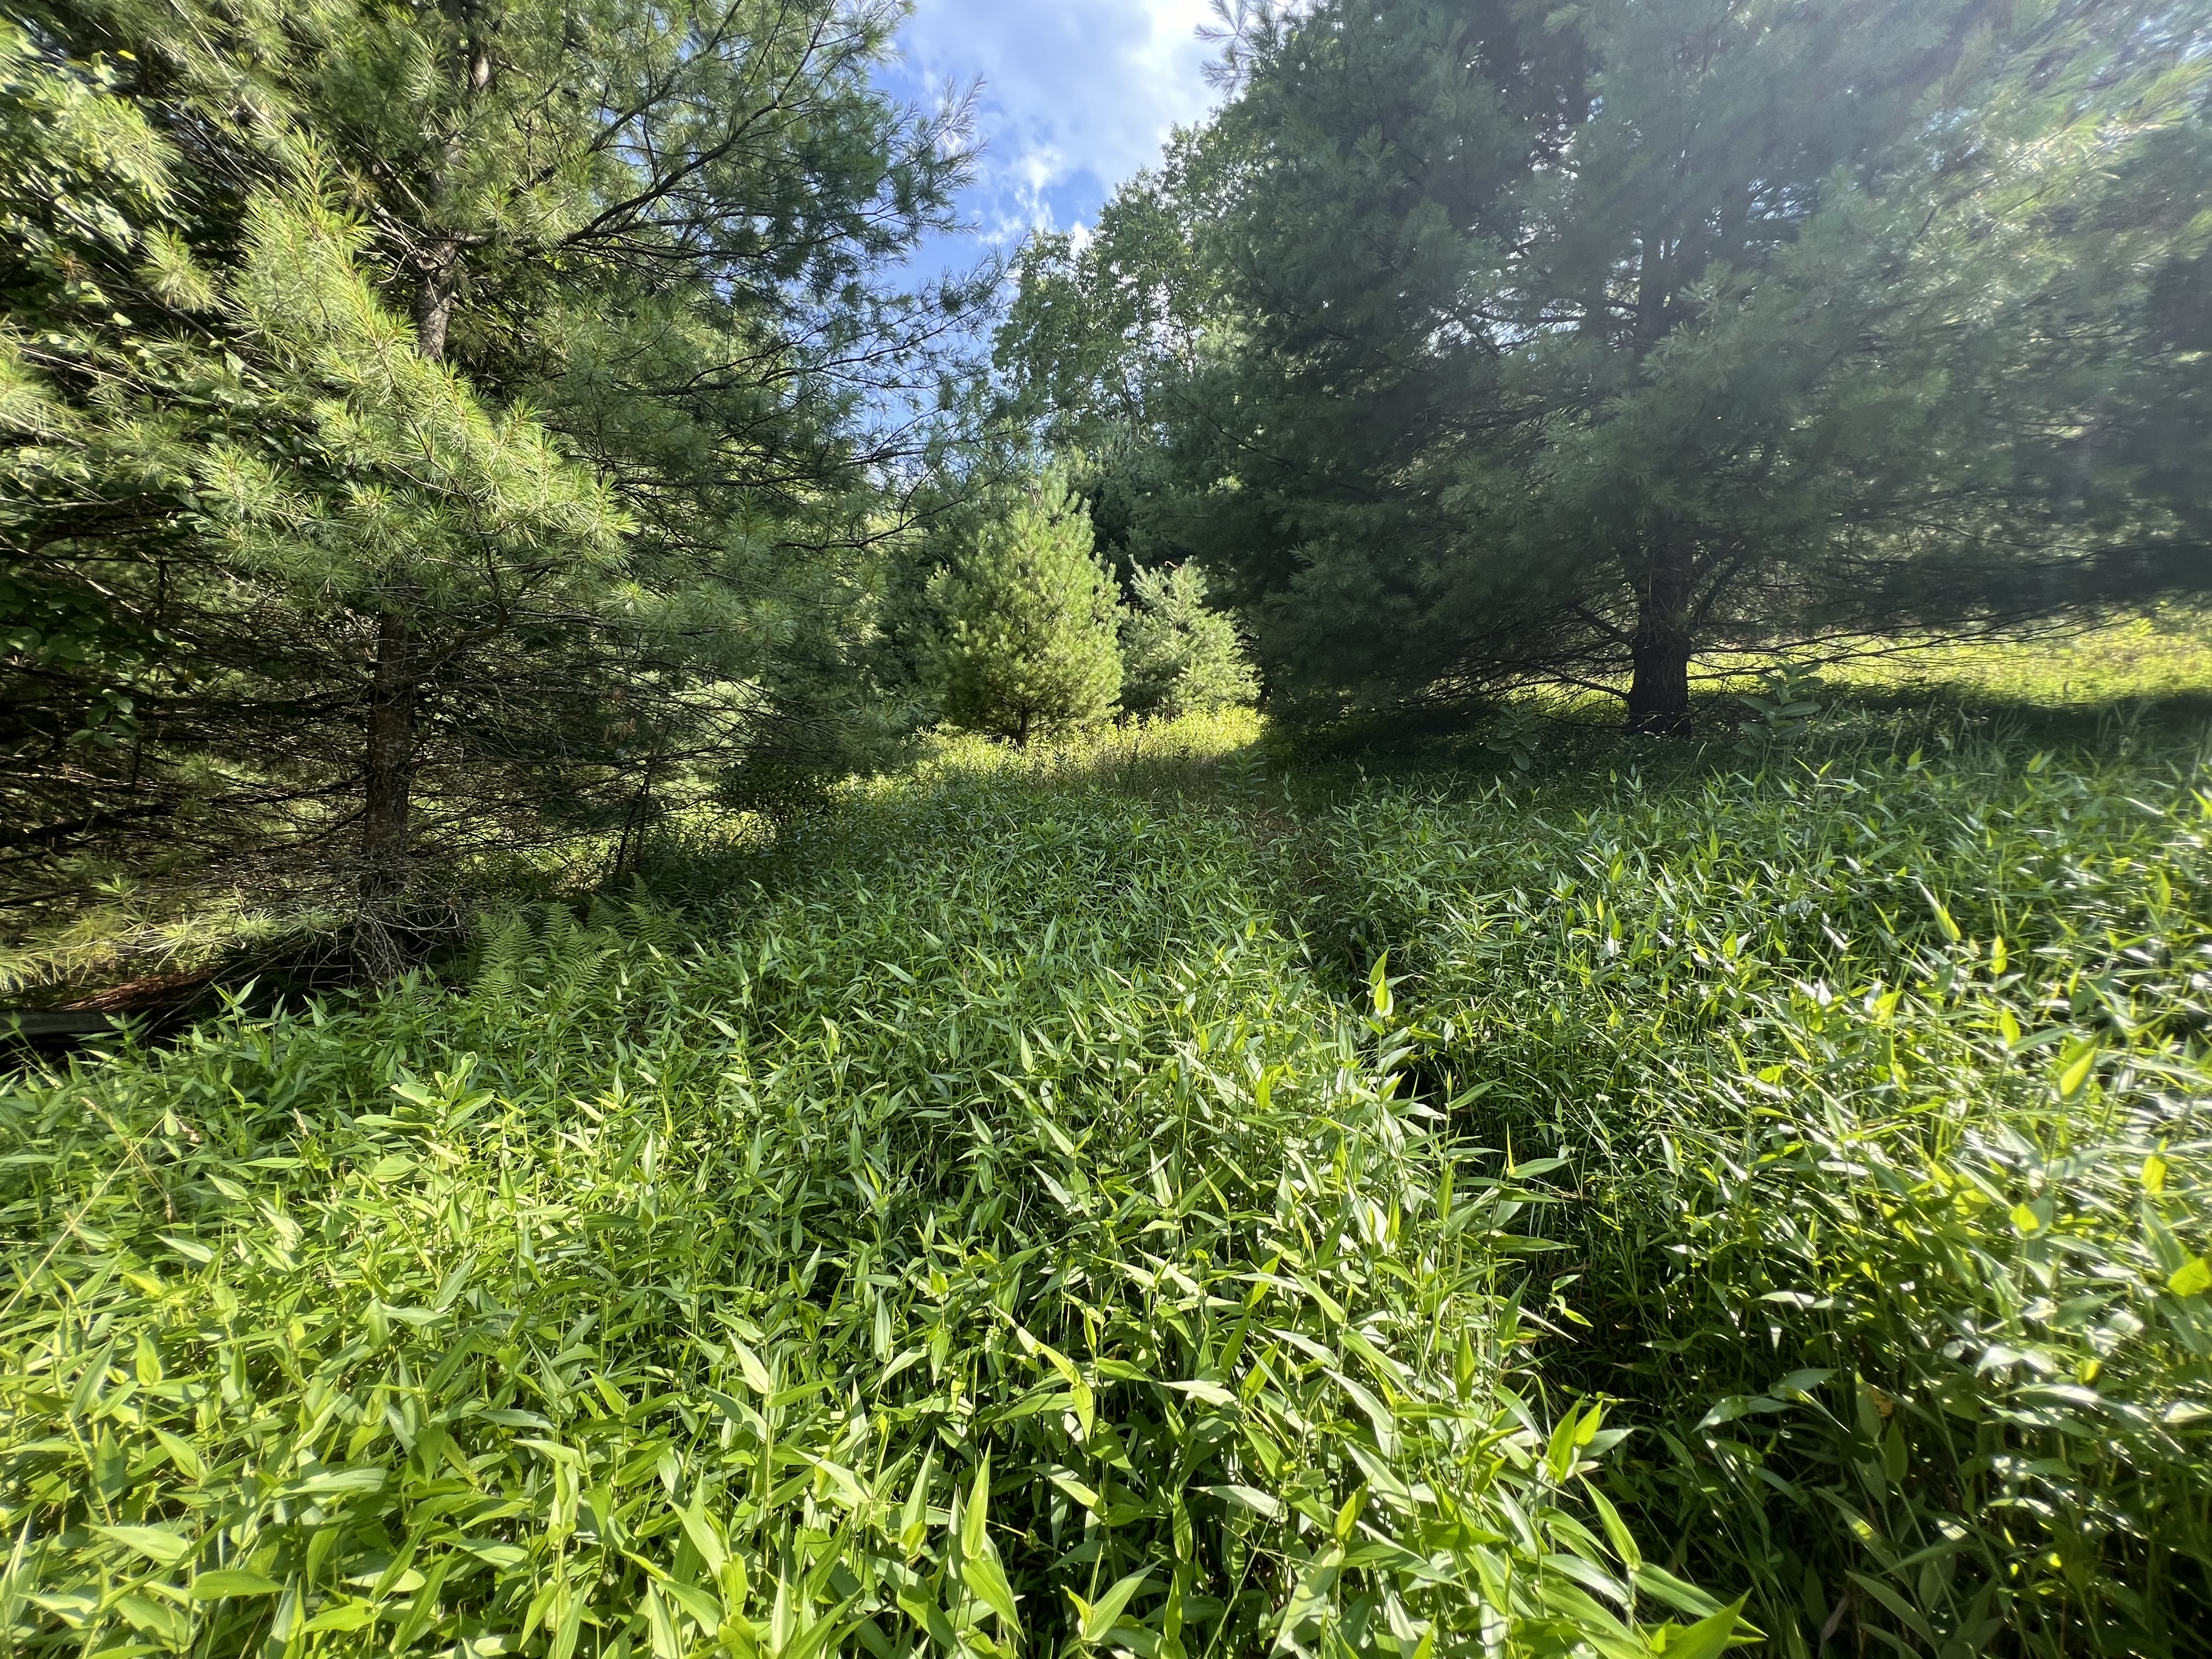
1121, 561, 1257, 719
1008, 0, 2212, 732
1, 0, 979, 969
1225, 0, 2212, 730
926, 477, 1123, 743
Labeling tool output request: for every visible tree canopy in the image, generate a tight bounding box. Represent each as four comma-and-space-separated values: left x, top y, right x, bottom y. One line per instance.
1000, 0, 2212, 731
2, 0, 978, 967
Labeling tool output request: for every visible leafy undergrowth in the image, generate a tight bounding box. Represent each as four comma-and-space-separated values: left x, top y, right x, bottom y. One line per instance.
0, 766, 1733, 1659
1309, 721, 2212, 1656
8, 707, 2212, 1659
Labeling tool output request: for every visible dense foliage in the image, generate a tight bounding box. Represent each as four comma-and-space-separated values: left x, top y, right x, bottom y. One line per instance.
923, 478, 1125, 743
1, 0, 977, 964
1120, 563, 1256, 723
0, 745, 1747, 1659
1000, 0, 2212, 730
9, 1, 2212, 1655
1307, 722, 2212, 1653
4, 696, 2210, 1656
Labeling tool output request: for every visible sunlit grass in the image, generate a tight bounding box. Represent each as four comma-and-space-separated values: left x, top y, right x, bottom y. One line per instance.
901, 706, 1266, 795
0, 764, 1723, 1659
5, 632, 2212, 1658
1300, 727, 2212, 1655
1738, 607, 2212, 711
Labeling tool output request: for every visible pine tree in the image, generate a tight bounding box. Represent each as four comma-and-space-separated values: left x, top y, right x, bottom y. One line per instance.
1121, 562, 1257, 719
1, 0, 979, 969
1006, 0, 2212, 733
926, 478, 1124, 744
1232, 0, 2212, 730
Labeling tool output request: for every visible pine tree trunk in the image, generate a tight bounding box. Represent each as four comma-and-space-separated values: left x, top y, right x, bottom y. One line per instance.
1624, 542, 1695, 737
356, 607, 419, 978
353, 9, 480, 978
413, 264, 456, 362
349, 287, 452, 981
353, 259, 456, 978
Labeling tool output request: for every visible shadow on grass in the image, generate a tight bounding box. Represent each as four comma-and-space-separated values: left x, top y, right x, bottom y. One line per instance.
1261, 679, 2212, 807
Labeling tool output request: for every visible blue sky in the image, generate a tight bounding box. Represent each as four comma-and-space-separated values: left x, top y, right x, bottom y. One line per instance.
876, 0, 1223, 278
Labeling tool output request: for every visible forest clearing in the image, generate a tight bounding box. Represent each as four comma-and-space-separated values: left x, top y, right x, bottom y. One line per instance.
8, 1, 2212, 1656
7, 625, 2212, 1658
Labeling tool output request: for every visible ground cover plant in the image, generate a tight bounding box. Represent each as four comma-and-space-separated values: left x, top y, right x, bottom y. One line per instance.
0, 728, 1741, 1659
1303, 708, 2212, 1656
9, 1, 2212, 1654
4, 679, 2210, 1659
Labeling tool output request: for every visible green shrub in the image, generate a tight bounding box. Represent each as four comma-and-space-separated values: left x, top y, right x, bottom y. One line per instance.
926, 480, 1124, 744
1120, 566, 1258, 721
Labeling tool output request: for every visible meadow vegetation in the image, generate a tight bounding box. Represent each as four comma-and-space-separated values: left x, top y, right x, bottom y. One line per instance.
9, 0, 2212, 1654
6, 633, 2210, 1659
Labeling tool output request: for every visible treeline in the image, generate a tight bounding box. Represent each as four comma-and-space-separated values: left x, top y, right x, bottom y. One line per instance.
1001, 0, 2212, 730
7, 0, 2212, 970
0, 0, 991, 970
0, 0, 1253, 972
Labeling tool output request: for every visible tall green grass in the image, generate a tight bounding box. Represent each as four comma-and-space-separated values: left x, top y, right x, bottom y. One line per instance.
1308, 720, 2212, 1656
9, 701, 2211, 1658
0, 767, 1731, 1659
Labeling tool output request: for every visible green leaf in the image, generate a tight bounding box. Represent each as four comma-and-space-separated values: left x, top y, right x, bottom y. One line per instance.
1273, 1547, 1342, 1649
92, 1524, 193, 1567
961, 1552, 1020, 1632
729, 1339, 774, 1395
2170, 1256, 2212, 1297
304, 1601, 380, 1634
1632, 1565, 1725, 1622
1584, 1485, 1641, 1573
1163, 1378, 1237, 1409
2057, 1042, 2098, 1099
777, 1594, 859, 1659
278, 1466, 386, 1498
387, 1554, 451, 1652
190, 1569, 283, 1600
1918, 885, 1962, 944
1327, 1368, 1395, 1453
899, 1450, 934, 1556
661, 1580, 723, 1633
1653, 1596, 1746, 1659
1199, 1484, 1284, 1520
961, 1452, 991, 1559
115, 1593, 191, 1646
679, 1502, 727, 1575
1846, 1572, 1936, 1644
1078, 1571, 1149, 1645
645, 1584, 684, 1659
152, 1429, 204, 1481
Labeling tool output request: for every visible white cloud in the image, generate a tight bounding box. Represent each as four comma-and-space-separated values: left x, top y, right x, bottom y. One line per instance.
887, 0, 1221, 246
